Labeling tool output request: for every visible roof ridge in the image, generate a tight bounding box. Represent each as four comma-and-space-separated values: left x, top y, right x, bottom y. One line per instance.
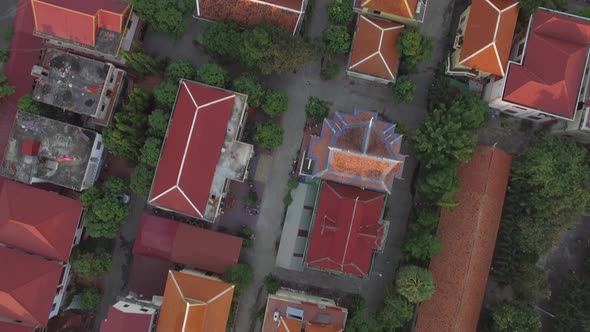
0, 292, 36, 324
340, 196, 360, 267
403, 0, 413, 18
206, 284, 234, 304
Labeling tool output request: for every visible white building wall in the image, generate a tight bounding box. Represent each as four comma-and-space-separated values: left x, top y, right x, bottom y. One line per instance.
49, 263, 72, 318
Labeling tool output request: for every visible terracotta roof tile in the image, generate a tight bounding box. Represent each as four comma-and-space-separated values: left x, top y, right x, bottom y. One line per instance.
357, 0, 417, 18
349, 16, 404, 82
459, 0, 518, 76
415, 146, 512, 332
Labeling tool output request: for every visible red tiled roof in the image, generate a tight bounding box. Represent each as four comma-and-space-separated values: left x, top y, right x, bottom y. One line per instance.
0, 246, 63, 327
305, 182, 386, 277
348, 16, 404, 82
128, 255, 174, 300
503, 9, 590, 119
100, 305, 153, 332
149, 81, 236, 218
31, 0, 128, 46
196, 0, 304, 34
0, 0, 42, 161
415, 146, 512, 332
0, 178, 82, 261
356, 0, 418, 19
133, 213, 242, 274
458, 0, 519, 76
0, 321, 36, 332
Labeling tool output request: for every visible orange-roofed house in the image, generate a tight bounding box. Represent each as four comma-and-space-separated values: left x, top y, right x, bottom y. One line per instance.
354, 0, 427, 24
347, 15, 404, 84
31, 0, 142, 63
156, 270, 234, 332
261, 290, 348, 332
301, 110, 405, 194
415, 146, 512, 332
193, 0, 308, 35
447, 0, 519, 78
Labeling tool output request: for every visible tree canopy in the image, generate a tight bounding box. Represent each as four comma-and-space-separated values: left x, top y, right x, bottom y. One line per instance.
166, 59, 197, 82
262, 89, 288, 118
232, 73, 267, 108
131, 165, 155, 198
79, 287, 101, 311
71, 247, 112, 279
327, 0, 354, 25
154, 81, 179, 110
0, 72, 15, 99
403, 209, 442, 263
120, 49, 167, 75
392, 76, 416, 103
305, 96, 331, 122
323, 25, 351, 54
263, 274, 281, 294
139, 136, 163, 168
196, 63, 228, 88
221, 263, 254, 296
132, 0, 193, 37
255, 122, 284, 149
395, 265, 435, 303
553, 259, 590, 331
81, 178, 129, 238
374, 290, 414, 331
148, 109, 170, 138
18, 95, 41, 114
492, 302, 541, 332
397, 27, 433, 73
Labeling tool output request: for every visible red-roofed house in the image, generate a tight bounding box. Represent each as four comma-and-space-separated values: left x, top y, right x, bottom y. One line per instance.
148, 80, 253, 221
31, 0, 142, 63
133, 213, 242, 274
261, 290, 348, 332
100, 298, 157, 332
304, 182, 387, 278
415, 146, 512, 332
354, 0, 427, 24
347, 16, 404, 84
0, 177, 85, 328
447, 0, 519, 78
193, 0, 307, 35
483, 8, 590, 140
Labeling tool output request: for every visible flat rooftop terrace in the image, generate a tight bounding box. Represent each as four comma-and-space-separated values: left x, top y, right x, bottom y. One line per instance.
32, 48, 111, 116
1, 111, 99, 190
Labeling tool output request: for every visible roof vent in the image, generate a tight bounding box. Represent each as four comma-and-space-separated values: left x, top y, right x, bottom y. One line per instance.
273, 310, 280, 322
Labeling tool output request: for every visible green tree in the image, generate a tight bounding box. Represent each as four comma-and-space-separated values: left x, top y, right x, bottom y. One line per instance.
262, 89, 288, 118
0, 73, 15, 99
148, 109, 170, 138
93, 197, 129, 224
84, 211, 123, 238
132, 0, 192, 37
120, 49, 166, 74
154, 81, 179, 109
222, 264, 254, 296
263, 274, 281, 294
492, 302, 541, 332
71, 248, 112, 279
397, 27, 433, 73
130, 165, 155, 198
396, 265, 435, 303
0, 49, 8, 62
375, 290, 414, 331
232, 73, 267, 108
321, 58, 340, 80
553, 267, 590, 331
17, 95, 41, 114
392, 76, 416, 103
345, 295, 371, 332
102, 177, 128, 196
79, 287, 101, 311
81, 186, 101, 207
305, 96, 331, 122
166, 59, 197, 82
201, 21, 242, 59
140, 137, 163, 168
196, 63, 228, 88
255, 122, 284, 149
323, 25, 351, 54
417, 166, 460, 207
328, 0, 354, 25
403, 212, 442, 263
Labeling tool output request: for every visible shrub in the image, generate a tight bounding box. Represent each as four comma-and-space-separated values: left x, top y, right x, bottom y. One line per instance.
392, 76, 416, 103
264, 274, 281, 294
255, 122, 284, 149
327, 0, 354, 25
396, 265, 435, 303
0, 73, 15, 99
196, 63, 228, 88
222, 264, 254, 296
166, 59, 197, 82
71, 248, 112, 279
375, 290, 414, 330
120, 48, 166, 74
0, 49, 9, 62
305, 96, 330, 122
243, 191, 258, 207
323, 25, 351, 54
287, 178, 299, 190
79, 287, 101, 311
18, 95, 41, 114
262, 89, 288, 118
320, 58, 340, 80
283, 192, 293, 206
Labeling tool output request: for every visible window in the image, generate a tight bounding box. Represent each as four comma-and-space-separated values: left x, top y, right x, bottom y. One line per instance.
51, 303, 57, 311
96, 142, 102, 150
527, 115, 542, 120
459, 16, 466, 24
123, 304, 130, 308
297, 229, 309, 237
293, 253, 304, 258
512, 105, 528, 111
140, 308, 148, 312
502, 109, 517, 114
58, 266, 66, 284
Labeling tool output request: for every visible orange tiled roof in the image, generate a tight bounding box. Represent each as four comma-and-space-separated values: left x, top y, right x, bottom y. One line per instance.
359, 0, 418, 19
459, 0, 519, 76
156, 270, 234, 332
349, 16, 404, 82
415, 146, 512, 332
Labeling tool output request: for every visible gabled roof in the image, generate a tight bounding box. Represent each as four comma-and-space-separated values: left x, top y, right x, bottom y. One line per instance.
356, 0, 418, 19
100, 303, 154, 332
156, 270, 234, 332
458, 0, 519, 76
503, 8, 590, 119
348, 16, 404, 82
305, 182, 386, 277
31, 0, 128, 46
415, 146, 512, 332
0, 178, 83, 261
132, 213, 242, 274
0, 246, 63, 327
149, 81, 236, 218
195, 0, 305, 34
307, 110, 405, 193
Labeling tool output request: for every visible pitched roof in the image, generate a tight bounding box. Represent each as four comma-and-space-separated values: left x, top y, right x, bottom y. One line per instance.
415, 146, 512, 332
0, 321, 36, 332
156, 270, 234, 332
196, 0, 304, 34
149, 81, 236, 218
348, 16, 404, 82
356, 0, 418, 19
0, 178, 83, 261
305, 182, 386, 277
31, 0, 128, 46
100, 304, 154, 332
307, 110, 405, 193
503, 9, 590, 119
132, 213, 242, 274
128, 255, 174, 300
458, 0, 519, 76
0, 246, 63, 327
